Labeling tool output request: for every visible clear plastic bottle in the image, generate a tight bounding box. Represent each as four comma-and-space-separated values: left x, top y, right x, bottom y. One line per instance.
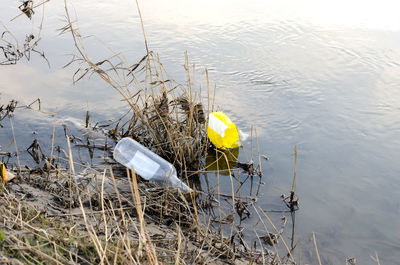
113, 137, 191, 193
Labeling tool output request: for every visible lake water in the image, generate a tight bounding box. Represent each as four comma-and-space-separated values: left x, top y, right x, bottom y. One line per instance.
1, 0, 400, 264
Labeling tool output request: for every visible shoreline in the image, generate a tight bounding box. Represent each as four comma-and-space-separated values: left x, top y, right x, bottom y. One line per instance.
0, 166, 273, 264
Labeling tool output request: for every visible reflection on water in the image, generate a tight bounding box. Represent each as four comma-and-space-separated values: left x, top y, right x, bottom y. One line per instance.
1, 0, 400, 263
206, 147, 239, 176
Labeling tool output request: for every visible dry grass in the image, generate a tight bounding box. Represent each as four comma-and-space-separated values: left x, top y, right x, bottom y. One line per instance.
0, 161, 281, 264
1, 0, 50, 66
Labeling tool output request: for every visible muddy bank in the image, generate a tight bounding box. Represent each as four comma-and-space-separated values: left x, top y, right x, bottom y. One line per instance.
0, 167, 277, 264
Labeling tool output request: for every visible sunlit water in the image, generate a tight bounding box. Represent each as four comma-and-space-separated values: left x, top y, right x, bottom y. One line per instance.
1, 0, 400, 264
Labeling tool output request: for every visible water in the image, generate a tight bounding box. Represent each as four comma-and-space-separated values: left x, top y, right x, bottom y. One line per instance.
1, 0, 400, 263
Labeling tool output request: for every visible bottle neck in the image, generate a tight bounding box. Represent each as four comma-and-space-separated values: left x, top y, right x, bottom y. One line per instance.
168, 175, 191, 193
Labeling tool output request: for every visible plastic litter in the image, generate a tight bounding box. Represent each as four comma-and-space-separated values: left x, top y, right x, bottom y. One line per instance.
113, 137, 191, 193
207, 112, 248, 150
238, 129, 249, 143
0, 163, 16, 183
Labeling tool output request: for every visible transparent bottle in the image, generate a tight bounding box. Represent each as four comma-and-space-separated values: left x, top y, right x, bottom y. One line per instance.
113, 137, 191, 193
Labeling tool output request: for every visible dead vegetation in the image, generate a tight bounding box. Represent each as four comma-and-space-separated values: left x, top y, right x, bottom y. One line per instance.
0, 161, 295, 264
0, 0, 50, 66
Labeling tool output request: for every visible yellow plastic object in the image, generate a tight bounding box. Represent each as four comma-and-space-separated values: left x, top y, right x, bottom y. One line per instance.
0, 163, 15, 183
207, 112, 240, 150
0, 163, 5, 181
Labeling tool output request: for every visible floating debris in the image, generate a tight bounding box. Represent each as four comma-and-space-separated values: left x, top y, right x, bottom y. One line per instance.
113, 137, 192, 193
207, 112, 240, 150
18, 0, 35, 19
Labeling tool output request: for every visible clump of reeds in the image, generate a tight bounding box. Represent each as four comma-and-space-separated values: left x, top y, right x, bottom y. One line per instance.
110, 55, 208, 174
62, 0, 209, 179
